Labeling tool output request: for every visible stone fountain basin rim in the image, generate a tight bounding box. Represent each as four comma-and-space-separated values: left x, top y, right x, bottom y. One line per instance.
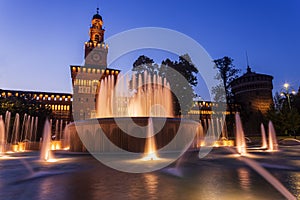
72, 117, 200, 125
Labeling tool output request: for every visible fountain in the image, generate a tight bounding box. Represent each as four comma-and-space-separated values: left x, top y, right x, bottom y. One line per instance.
220, 117, 228, 139
235, 113, 247, 155
40, 120, 55, 161
33, 116, 38, 142
8, 113, 39, 152
29, 116, 34, 141
0, 116, 5, 154
62, 123, 71, 150
4, 111, 11, 145
70, 71, 188, 152
142, 118, 158, 161
10, 113, 20, 151
59, 119, 63, 140
48, 119, 62, 150
20, 113, 27, 142
96, 72, 173, 118
268, 120, 278, 151
55, 119, 59, 140
260, 123, 268, 149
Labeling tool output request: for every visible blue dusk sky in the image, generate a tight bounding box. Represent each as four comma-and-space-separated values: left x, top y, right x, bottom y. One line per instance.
0, 0, 299, 100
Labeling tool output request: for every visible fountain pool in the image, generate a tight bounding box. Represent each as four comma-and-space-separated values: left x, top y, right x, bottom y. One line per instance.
0, 146, 299, 200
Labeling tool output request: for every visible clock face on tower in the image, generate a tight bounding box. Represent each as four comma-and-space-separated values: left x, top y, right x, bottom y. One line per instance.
85, 49, 107, 67
92, 53, 101, 62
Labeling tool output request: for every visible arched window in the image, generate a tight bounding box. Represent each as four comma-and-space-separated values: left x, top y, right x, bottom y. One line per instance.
95, 34, 100, 42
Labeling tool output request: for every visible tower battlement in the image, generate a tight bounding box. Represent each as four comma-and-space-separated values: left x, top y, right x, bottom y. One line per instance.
84, 42, 108, 50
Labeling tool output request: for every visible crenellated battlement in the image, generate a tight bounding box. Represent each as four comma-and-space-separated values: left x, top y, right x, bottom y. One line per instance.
71, 66, 119, 75
84, 42, 108, 50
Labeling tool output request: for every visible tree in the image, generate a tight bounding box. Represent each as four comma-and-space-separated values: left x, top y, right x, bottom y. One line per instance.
212, 56, 240, 136
161, 54, 198, 115
213, 56, 240, 103
267, 92, 300, 137
132, 55, 158, 76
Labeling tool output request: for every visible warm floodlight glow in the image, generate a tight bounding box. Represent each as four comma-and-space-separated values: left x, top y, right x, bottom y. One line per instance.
143, 118, 159, 161
142, 152, 159, 161
283, 83, 289, 89
46, 158, 57, 163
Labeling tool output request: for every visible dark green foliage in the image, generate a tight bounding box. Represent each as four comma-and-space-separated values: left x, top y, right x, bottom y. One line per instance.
213, 56, 240, 103
267, 92, 300, 137
132, 55, 157, 76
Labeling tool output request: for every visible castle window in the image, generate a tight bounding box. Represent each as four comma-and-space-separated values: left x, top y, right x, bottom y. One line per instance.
95, 34, 100, 42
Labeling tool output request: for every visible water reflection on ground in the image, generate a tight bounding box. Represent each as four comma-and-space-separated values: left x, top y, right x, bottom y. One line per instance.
0, 146, 299, 200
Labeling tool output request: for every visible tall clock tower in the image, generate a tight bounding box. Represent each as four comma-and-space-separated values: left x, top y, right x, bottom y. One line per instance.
70, 8, 120, 120
84, 8, 108, 67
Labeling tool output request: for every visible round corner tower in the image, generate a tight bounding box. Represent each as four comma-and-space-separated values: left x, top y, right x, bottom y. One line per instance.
231, 66, 273, 135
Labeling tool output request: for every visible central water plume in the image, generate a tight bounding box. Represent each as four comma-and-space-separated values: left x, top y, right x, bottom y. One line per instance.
96, 72, 173, 118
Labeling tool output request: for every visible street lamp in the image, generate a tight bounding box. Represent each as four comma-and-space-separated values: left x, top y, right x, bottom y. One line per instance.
280, 83, 296, 138
280, 83, 296, 110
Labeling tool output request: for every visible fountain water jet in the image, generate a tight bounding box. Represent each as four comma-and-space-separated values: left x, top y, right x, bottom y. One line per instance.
0, 116, 5, 154
4, 111, 11, 145
10, 113, 20, 152
20, 113, 27, 142
59, 119, 63, 140
268, 121, 278, 151
235, 113, 247, 155
142, 118, 158, 161
29, 116, 35, 141
40, 120, 55, 162
261, 123, 268, 149
33, 116, 38, 142
54, 120, 59, 140
62, 124, 71, 150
